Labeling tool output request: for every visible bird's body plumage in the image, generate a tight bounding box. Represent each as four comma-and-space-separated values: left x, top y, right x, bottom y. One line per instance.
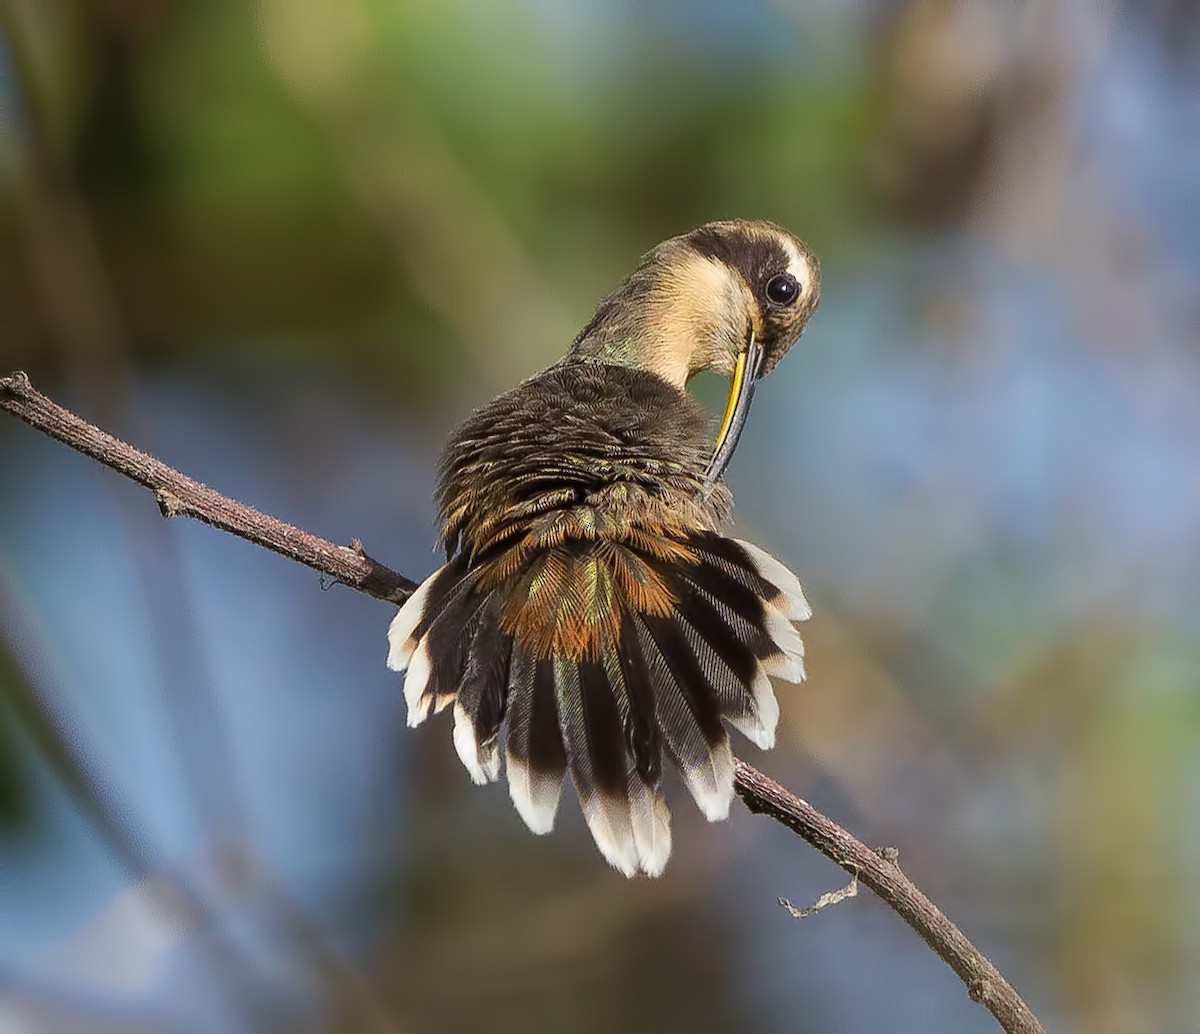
388, 220, 819, 876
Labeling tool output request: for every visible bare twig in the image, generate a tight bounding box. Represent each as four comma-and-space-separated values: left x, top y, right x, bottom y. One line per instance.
778, 870, 859, 920
0, 371, 416, 603
0, 369, 1046, 1034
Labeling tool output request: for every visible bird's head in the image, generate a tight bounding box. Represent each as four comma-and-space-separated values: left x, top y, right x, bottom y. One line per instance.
570, 218, 820, 483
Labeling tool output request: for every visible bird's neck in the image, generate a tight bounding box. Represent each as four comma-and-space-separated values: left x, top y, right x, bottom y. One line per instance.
568, 253, 745, 389
569, 327, 689, 388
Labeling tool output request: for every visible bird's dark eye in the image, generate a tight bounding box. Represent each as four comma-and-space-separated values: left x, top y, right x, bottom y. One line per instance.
765, 273, 800, 306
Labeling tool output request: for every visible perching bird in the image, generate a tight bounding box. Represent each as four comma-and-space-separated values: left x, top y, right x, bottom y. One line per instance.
387, 219, 820, 876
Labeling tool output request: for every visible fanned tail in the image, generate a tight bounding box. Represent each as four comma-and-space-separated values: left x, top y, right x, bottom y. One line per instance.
386, 530, 810, 877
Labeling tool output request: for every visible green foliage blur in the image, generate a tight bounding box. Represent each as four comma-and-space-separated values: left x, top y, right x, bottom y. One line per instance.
1, 1, 884, 398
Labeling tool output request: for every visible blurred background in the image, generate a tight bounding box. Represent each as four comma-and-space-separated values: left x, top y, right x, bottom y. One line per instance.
1, 1, 1198, 1031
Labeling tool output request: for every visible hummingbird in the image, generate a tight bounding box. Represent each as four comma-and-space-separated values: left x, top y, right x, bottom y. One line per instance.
387, 220, 819, 876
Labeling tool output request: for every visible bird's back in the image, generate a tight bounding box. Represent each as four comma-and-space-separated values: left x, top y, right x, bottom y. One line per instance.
439, 361, 730, 565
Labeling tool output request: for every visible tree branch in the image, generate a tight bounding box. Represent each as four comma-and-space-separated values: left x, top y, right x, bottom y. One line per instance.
734, 762, 1043, 1033
0, 370, 1045, 1034
0, 371, 415, 603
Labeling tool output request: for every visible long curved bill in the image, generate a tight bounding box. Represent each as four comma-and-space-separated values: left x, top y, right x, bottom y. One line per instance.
704, 336, 766, 486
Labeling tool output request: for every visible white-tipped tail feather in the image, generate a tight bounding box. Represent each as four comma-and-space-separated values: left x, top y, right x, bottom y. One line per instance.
386, 566, 445, 672
577, 780, 673, 879
735, 539, 813, 621
505, 750, 563, 836
629, 784, 673, 877
578, 791, 641, 878
680, 737, 736, 822
403, 639, 434, 728
453, 702, 501, 785
724, 671, 782, 753
751, 668, 781, 739
761, 605, 807, 684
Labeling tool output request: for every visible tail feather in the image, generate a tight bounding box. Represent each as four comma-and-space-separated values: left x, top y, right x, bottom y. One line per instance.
386, 531, 809, 876
452, 597, 512, 784
669, 541, 808, 689
760, 606, 807, 682
639, 610, 726, 747
733, 538, 813, 621
386, 557, 470, 672
613, 607, 663, 787
678, 615, 776, 750
635, 615, 736, 823
673, 546, 775, 634
573, 657, 633, 801
558, 656, 644, 876
427, 590, 489, 713
669, 565, 775, 666
505, 650, 566, 834
401, 572, 482, 727
627, 776, 672, 878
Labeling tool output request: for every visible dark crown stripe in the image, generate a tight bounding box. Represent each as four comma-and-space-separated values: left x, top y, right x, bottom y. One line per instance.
685, 225, 791, 293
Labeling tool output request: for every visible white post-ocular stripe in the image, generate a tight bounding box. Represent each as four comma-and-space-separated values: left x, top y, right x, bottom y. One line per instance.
783, 238, 818, 298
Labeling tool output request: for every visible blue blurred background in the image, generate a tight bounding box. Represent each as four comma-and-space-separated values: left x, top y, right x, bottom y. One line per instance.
2, 2, 1198, 1031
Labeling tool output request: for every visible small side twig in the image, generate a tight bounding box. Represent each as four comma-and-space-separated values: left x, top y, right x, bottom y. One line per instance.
0, 370, 1046, 1034
778, 869, 859, 920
